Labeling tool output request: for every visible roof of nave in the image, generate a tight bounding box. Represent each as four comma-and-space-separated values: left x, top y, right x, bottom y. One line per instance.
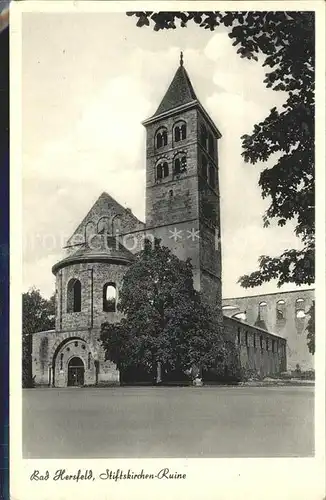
52, 234, 134, 274
223, 315, 286, 341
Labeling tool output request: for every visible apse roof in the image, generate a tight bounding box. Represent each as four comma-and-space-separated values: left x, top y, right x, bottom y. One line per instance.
52, 235, 134, 274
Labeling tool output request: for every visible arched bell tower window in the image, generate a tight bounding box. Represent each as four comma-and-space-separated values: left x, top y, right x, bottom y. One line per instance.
174, 153, 187, 176
67, 278, 81, 313
156, 161, 169, 181
103, 283, 116, 312
155, 127, 168, 149
200, 124, 208, 149
173, 121, 187, 143
208, 165, 216, 189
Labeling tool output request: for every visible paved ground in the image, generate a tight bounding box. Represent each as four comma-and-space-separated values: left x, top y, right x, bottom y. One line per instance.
23, 386, 314, 458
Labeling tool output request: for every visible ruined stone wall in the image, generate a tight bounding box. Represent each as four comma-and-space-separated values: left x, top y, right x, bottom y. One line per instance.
222, 289, 314, 370
223, 316, 287, 377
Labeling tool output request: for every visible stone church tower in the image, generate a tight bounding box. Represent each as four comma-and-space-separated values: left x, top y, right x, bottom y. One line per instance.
31, 54, 287, 387
143, 54, 223, 322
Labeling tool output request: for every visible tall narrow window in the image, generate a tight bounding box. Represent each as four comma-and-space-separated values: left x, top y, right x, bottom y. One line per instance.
156, 163, 163, 180
67, 278, 81, 313
245, 331, 249, 347
266, 338, 269, 351
155, 128, 168, 149
208, 133, 214, 156
163, 162, 169, 178
260, 335, 263, 349
208, 165, 216, 189
156, 161, 169, 181
272, 340, 275, 353
200, 124, 208, 149
60, 353, 64, 370
103, 283, 116, 312
174, 154, 187, 175
237, 328, 241, 345
295, 298, 306, 319
253, 333, 256, 348
201, 155, 207, 179
88, 352, 91, 370
258, 301, 267, 321
276, 299, 286, 320
174, 121, 187, 142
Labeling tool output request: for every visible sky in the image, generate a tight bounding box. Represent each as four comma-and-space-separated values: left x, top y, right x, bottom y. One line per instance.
21, 11, 311, 299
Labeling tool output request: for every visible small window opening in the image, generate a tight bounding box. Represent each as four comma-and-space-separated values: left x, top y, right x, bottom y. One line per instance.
103, 283, 116, 312
208, 164, 216, 188
208, 134, 214, 156
200, 124, 208, 149
174, 122, 187, 142
156, 161, 169, 180
276, 299, 286, 320
156, 128, 167, 149
201, 155, 207, 179
174, 155, 187, 175
67, 278, 81, 313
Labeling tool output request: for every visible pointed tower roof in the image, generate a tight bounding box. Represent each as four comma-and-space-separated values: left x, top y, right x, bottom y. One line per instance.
143, 53, 221, 138
153, 52, 198, 117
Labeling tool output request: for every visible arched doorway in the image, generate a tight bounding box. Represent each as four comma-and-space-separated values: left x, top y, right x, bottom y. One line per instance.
67, 357, 85, 387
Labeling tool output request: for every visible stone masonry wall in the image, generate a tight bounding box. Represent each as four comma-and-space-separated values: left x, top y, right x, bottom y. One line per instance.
223, 316, 287, 377
55, 261, 128, 332
222, 289, 314, 370
32, 328, 119, 387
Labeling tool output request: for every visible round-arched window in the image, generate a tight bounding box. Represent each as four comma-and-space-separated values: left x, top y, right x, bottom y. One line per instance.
174, 154, 187, 176
156, 161, 169, 181
103, 283, 116, 312
67, 278, 81, 313
155, 128, 168, 149
173, 121, 187, 142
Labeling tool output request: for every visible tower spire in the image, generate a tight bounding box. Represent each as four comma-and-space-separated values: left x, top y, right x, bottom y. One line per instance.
180, 51, 183, 66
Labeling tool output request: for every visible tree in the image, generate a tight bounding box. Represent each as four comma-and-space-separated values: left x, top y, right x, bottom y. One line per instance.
22, 288, 55, 387
100, 239, 226, 384
127, 11, 315, 288
306, 301, 315, 355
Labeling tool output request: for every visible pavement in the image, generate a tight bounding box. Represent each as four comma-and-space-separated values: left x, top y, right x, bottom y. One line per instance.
23, 385, 314, 458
